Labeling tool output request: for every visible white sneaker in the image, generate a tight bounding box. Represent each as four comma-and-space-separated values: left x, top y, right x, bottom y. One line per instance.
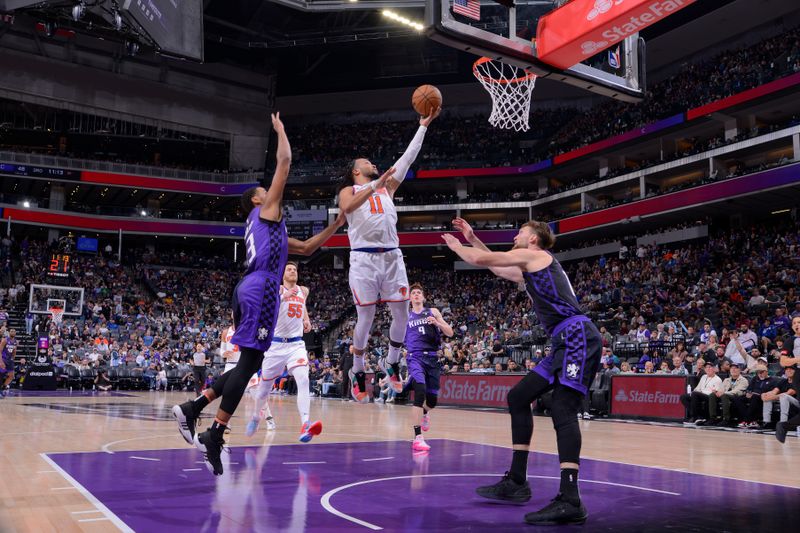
386, 397, 394, 404
375, 397, 385, 404
266, 416, 277, 431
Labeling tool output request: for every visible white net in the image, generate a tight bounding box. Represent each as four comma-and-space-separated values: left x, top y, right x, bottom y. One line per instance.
473, 57, 537, 132
49, 307, 64, 326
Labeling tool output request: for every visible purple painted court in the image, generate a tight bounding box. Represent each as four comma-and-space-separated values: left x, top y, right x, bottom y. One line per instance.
47, 439, 798, 532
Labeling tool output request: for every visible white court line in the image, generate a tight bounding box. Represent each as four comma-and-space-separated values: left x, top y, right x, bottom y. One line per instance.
71, 510, 103, 515
182, 468, 202, 472
283, 461, 327, 465
451, 437, 800, 490
460, 454, 475, 457
129, 456, 160, 462
78, 517, 111, 523
37, 470, 58, 473
40, 453, 134, 533
320, 473, 680, 530
361, 457, 393, 462
51, 486, 78, 491
100, 434, 175, 454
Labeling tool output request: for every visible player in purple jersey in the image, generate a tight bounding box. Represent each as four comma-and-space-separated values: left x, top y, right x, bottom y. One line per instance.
172, 113, 345, 475
405, 283, 453, 452
0, 328, 17, 396
444, 218, 601, 526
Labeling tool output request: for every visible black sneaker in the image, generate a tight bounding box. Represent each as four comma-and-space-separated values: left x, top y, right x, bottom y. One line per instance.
194, 429, 226, 476
775, 422, 788, 444
476, 472, 531, 503
524, 494, 587, 525
172, 402, 197, 445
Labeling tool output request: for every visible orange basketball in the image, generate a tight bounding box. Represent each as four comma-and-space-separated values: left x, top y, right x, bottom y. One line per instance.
412, 84, 442, 117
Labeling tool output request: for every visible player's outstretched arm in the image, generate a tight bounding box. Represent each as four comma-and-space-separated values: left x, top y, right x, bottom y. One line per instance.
287, 211, 346, 256
429, 308, 454, 337
338, 166, 395, 214
385, 107, 441, 196
261, 112, 291, 221
452, 217, 523, 283
442, 233, 537, 270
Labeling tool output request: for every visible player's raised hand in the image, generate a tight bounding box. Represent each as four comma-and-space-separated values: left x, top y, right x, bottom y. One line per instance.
441, 233, 462, 250
271, 112, 285, 133
420, 106, 441, 127
452, 217, 474, 240
374, 166, 396, 189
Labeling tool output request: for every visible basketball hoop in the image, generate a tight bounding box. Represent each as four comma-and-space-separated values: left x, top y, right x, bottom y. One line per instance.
473, 57, 537, 132
49, 307, 64, 326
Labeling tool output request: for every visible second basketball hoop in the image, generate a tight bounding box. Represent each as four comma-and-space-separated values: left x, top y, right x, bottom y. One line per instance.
473, 57, 536, 132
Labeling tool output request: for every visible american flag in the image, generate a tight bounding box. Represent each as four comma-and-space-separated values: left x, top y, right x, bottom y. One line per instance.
453, 0, 481, 21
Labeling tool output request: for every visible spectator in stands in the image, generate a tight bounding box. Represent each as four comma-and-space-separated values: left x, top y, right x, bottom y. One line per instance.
670, 356, 688, 376
700, 323, 716, 344
736, 359, 779, 429
708, 363, 748, 427
94, 369, 113, 392
774, 365, 798, 423
680, 361, 721, 424
620, 361, 633, 374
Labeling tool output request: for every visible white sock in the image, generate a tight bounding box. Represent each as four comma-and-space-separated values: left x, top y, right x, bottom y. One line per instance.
291, 366, 311, 425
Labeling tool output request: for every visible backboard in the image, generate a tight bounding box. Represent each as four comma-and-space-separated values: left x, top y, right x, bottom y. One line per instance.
426, 0, 647, 102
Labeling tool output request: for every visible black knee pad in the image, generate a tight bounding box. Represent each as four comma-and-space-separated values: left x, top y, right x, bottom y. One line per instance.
551, 385, 584, 465
425, 393, 438, 409
413, 382, 426, 407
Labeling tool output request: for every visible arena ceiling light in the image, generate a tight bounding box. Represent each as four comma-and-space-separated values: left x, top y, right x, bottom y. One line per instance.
382, 9, 423, 31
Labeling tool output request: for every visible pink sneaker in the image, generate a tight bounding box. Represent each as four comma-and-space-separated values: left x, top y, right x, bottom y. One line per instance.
412, 435, 431, 451
421, 414, 431, 432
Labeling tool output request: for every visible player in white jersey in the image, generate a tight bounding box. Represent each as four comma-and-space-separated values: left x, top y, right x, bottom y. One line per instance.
246, 261, 321, 442
338, 107, 441, 402
221, 314, 241, 373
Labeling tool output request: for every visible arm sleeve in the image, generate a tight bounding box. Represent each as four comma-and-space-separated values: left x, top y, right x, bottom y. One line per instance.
392, 126, 428, 184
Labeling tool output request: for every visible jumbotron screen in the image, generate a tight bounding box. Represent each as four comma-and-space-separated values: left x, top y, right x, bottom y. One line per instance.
122, 0, 204, 61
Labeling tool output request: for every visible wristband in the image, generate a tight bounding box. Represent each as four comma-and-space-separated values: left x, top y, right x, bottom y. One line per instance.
369, 180, 379, 192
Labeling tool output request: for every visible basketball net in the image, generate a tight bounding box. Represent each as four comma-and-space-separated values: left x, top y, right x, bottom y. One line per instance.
49, 307, 64, 326
473, 57, 537, 132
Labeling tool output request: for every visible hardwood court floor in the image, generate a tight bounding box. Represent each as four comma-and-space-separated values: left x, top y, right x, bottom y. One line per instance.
0, 389, 797, 532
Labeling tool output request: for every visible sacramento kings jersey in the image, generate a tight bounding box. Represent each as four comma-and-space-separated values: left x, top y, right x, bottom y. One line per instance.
406, 308, 441, 354
243, 207, 289, 277
523, 256, 584, 336
1, 337, 16, 362
274, 286, 307, 339
345, 184, 398, 249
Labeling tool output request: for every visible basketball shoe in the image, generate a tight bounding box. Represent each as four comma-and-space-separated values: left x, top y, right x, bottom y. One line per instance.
421, 414, 431, 432
412, 435, 430, 451
194, 429, 227, 476
299, 420, 323, 443
348, 369, 369, 403
524, 495, 587, 525
476, 472, 531, 503
172, 402, 197, 445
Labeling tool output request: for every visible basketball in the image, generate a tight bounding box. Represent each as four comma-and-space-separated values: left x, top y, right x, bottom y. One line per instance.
412, 84, 442, 116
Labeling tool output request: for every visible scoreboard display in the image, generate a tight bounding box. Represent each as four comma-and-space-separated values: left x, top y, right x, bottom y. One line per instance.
46, 254, 72, 278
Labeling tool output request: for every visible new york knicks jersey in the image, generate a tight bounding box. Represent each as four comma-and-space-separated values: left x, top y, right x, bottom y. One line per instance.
345, 184, 398, 249
523, 256, 584, 336
222, 326, 240, 364
274, 286, 307, 338
243, 206, 289, 277
405, 308, 441, 355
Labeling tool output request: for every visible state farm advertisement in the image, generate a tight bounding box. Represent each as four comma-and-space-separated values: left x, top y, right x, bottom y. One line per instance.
437, 374, 524, 408
537, 0, 696, 69
610, 375, 687, 420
